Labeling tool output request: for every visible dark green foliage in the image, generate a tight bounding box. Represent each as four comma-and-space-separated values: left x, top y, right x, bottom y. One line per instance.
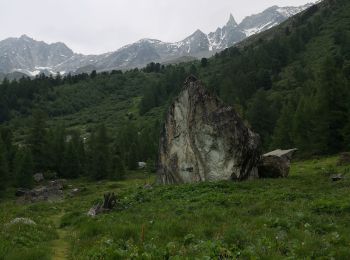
14, 148, 34, 189
200, 58, 208, 67
246, 90, 276, 148
111, 155, 125, 180
61, 133, 83, 179
27, 110, 48, 172
47, 125, 66, 175
0, 136, 9, 191
87, 124, 111, 180
271, 102, 295, 149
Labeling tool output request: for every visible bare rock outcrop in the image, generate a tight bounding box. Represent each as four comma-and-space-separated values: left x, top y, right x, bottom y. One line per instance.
157, 76, 261, 184
16, 179, 67, 203
258, 149, 297, 178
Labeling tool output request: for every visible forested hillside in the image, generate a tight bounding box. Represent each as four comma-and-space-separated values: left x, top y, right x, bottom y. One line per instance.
0, 0, 349, 188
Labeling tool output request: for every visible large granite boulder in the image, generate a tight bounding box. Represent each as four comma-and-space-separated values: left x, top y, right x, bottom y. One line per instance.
258, 149, 297, 178
157, 76, 261, 184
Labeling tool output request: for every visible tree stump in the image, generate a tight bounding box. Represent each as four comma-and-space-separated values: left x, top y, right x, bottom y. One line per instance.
88, 192, 117, 217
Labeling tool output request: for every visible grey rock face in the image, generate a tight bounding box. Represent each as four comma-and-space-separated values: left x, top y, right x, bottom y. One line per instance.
238, 4, 313, 36
258, 149, 297, 178
157, 76, 261, 184
0, 35, 73, 74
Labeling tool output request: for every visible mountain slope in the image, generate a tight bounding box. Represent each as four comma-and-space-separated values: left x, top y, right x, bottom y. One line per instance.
0, 35, 73, 75
0, 3, 313, 76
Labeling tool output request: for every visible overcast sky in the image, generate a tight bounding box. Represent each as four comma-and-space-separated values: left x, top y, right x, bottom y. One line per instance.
0, 0, 316, 54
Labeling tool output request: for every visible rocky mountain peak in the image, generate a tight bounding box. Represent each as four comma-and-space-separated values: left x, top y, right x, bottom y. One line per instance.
226, 14, 238, 27
191, 29, 206, 37
0, 2, 316, 76
19, 34, 33, 41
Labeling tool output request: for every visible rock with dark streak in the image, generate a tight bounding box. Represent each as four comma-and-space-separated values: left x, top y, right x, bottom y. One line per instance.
157, 76, 261, 184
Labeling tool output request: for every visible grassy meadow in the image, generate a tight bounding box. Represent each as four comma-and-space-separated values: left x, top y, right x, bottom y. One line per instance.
1, 156, 350, 259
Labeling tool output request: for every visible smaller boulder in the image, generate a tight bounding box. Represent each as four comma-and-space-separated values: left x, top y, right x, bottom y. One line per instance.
138, 162, 147, 169
33, 173, 44, 183
259, 149, 297, 178
69, 188, 80, 197
331, 174, 343, 182
49, 179, 67, 190
15, 188, 29, 197
143, 184, 153, 190
9, 217, 36, 226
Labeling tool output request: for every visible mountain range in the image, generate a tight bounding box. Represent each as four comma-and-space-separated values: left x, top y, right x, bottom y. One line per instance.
0, 3, 314, 77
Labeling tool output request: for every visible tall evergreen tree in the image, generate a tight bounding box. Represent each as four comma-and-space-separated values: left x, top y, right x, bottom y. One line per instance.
27, 110, 48, 171
292, 97, 312, 155
62, 140, 79, 179
88, 124, 111, 180
111, 155, 125, 180
309, 57, 349, 154
0, 136, 9, 192
271, 102, 295, 149
246, 90, 276, 148
127, 143, 139, 170
14, 148, 34, 189
47, 125, 66, 175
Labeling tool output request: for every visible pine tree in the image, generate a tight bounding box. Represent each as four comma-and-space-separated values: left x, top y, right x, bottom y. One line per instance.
111, 155, 125, 180
27, 110, 48, 171
201, 58, 208, 67
246, 89, 276, 148
72, 131, 86, 176
88, 124, 111, 180
62, 140, 79, 179
271, 102, 295, 149
127, 143, 138, 170
47, 125, 66, 175
14, 148, 34, 189
0, 136, 9, 192
309, 57, 348, 154
61, 131, 85, 178
292, 97, 312, 155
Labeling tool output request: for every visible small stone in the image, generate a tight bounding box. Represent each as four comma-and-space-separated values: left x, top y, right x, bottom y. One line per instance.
331, 174, 343, 181
143, 184, 153, 190
33, 173, 44, 183
9, 217, 36, 226
15, 188, 29, 197
138, 162, 147, 169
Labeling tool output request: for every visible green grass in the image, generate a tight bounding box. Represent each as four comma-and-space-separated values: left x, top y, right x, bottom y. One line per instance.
1, 157, 350, 259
